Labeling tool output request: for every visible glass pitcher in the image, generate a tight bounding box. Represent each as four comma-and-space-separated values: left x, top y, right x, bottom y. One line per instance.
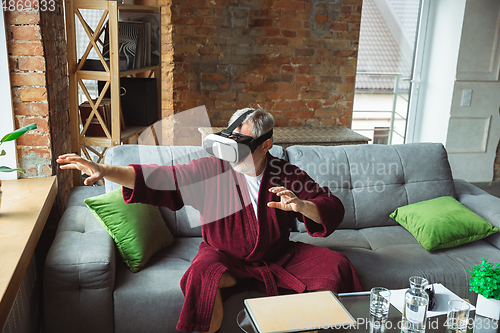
402, 276, 429, 333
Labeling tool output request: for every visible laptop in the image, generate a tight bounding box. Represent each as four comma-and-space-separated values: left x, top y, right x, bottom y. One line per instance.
244, 291, 356, 333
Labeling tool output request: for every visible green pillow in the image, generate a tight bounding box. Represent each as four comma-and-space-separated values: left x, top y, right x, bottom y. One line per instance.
85, 187, 174, 272
390, 196, 498, 251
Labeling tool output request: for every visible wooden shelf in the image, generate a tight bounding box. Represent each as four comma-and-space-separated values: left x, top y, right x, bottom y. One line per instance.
71, 0, 159, 12
80, 126, 148, 147
118, 4, 160, 13
120, 65, 159, 77
75, 65, 159, 79
121, 126, 148, 140
66, 0, 161, 184
76, 70, 110, 81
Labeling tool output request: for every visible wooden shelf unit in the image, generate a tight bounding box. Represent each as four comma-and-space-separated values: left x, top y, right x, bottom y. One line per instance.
65, 0, 161, 184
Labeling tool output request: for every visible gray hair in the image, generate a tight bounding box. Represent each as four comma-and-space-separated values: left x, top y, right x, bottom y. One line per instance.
228, 107, 275, 139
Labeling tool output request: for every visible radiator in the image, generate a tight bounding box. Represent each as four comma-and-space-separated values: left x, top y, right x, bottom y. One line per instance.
1, 255, 39, 333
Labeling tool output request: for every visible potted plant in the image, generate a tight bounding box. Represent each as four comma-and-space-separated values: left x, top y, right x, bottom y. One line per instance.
467, 258, 500, 320
0, 123, 38, 207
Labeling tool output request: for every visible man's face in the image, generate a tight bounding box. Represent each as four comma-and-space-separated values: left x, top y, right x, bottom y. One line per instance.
230, 122, 266, 175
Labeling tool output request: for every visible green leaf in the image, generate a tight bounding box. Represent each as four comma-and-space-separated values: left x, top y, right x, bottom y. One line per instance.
0, 150, 5, 156
0, 166, 25, 173
469, 258, 500, 300
0, 123, 37, 144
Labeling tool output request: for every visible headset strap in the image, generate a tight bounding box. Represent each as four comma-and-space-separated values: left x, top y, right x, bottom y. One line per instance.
220, 109, 273, 151
221, 110, 255, 137
249, 128, 273, 151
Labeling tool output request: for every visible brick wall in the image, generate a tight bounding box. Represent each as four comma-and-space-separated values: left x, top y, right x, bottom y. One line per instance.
40, 0, 72, 208
5, 8, 51, 176
4, 0, 72, 211
159, 0, 362, 145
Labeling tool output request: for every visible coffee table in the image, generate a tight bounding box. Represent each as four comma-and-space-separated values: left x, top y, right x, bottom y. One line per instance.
237, 291, 499, 333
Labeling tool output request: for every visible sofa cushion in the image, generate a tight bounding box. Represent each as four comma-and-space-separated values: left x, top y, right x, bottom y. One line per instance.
290, 226, 499, 301
65, 185, 105, 207
390, 196, 498, 251
454, 179, 500, 250
338, 241, 496, 301
113, 237, 203, 333
286, 143, 456, 231
85, 187, 174, 272
44, 205, 116, 333
105, 145, 206, 237
290, 226, 418, 251
48, 206, 116, 285
105, 144, 286, 237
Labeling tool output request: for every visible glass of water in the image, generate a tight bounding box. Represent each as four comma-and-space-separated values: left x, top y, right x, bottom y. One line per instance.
447, 300, 470, 333
369, 287, 391, 329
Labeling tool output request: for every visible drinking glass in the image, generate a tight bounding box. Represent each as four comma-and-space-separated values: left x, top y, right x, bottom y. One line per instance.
447, 299, 470, 333
369, 287, 391, 329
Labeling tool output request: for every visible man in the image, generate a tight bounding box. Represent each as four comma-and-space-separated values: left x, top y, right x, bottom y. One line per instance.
58, 107, 363, 333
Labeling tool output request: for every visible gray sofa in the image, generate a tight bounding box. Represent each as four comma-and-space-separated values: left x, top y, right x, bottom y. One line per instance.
44, 142, 500, 333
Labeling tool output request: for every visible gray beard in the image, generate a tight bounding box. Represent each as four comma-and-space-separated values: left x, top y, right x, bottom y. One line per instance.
230, 159, 256, 174
230, 154, 266, 175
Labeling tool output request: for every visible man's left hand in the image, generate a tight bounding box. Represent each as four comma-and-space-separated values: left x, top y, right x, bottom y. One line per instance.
267, 186, 322, 224
267, 186, 304, 212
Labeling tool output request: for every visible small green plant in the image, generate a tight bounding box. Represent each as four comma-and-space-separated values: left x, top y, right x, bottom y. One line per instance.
0, 123, 37, 173
467, 258, 500, 300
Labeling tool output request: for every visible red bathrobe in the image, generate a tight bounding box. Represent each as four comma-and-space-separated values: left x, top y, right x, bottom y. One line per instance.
123, 153, 363, 332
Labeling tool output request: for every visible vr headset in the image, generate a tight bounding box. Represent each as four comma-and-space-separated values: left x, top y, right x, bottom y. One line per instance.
203, 109, 273, 163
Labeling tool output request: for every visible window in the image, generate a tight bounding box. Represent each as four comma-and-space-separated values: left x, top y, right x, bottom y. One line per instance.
352, 0, 424, 145
373, 127, 390, 145
0, 10, 17, 180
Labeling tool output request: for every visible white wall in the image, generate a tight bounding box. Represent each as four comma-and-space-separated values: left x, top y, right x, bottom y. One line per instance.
411, 0, 466, 144
446, 0, 500, 182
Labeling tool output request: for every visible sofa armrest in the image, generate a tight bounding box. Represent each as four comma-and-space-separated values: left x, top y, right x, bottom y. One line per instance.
44, 187, 116, 333
454, 179, 500, 250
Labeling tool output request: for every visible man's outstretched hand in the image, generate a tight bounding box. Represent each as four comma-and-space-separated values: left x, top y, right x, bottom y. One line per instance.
57, 154, 136, 188
267, 186, 304, 212
267, 186, 322, 224
57, 154, 104, 185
